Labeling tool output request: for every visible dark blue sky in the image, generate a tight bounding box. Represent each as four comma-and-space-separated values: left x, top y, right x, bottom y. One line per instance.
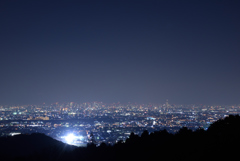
0, 0, 239, 105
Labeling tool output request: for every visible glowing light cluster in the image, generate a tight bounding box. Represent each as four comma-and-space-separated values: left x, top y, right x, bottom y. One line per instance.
63, 133, 85, 145
65, 133, 76, 143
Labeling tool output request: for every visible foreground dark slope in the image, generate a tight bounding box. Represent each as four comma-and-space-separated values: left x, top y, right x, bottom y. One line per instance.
1, 115, 240, 161
0, 133, 76, 161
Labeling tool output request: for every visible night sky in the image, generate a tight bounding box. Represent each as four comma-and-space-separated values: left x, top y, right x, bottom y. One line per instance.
0, 0, 240, 105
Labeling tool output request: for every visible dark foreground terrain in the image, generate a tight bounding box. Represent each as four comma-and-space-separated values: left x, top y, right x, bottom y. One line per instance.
1, 115, 240, 161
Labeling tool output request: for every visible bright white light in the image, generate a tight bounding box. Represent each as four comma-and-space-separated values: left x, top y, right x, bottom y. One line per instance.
65, 133, 75, 143
10, 132, 21, 136
78, 135, 84, 140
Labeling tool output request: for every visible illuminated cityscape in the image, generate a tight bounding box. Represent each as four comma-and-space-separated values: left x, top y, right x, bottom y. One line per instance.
0, 0, 239, 160
0, 101, 239, 146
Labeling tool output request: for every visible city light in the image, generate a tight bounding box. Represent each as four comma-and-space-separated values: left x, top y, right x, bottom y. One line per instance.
62, 133, 86, 145
0, 101, 238, 146
65, 133, 76, 144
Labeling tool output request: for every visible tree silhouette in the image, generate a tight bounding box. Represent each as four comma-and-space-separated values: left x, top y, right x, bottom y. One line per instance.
125, 132, 139, 145
141, 130, 149, 138
87, 132, 96, 148
176, 127, 193, 136
207, 115, 240, 135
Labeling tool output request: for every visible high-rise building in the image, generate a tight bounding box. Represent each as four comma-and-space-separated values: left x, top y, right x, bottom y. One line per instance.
166, 99, 169, 108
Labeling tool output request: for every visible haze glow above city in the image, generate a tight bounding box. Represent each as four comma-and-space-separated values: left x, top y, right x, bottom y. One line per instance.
0, 0, 240, 105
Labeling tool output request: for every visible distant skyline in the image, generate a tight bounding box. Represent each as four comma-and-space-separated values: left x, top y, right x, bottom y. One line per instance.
1, 100, 239, 107
0, 0, 240, 105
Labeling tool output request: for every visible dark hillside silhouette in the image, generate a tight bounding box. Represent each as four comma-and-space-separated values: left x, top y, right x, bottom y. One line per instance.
1, 115, 240, 161
0, 133, 76, 161
207, 114, 240, 135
